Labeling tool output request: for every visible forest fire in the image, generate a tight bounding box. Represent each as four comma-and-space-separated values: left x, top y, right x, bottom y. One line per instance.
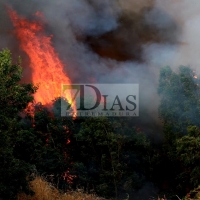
8, 8, 76, 114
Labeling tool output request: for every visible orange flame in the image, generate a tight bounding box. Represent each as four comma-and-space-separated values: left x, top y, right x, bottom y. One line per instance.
8, 9, 76, 114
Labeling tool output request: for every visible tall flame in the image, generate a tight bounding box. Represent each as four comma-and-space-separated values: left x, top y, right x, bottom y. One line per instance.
8, 9, 75, 113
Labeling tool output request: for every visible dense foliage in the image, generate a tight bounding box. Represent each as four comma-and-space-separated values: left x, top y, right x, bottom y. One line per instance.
156, 66, 200, 198
0, 49, 37, 199
1, 49, 200, 200
72, 117, 150, 198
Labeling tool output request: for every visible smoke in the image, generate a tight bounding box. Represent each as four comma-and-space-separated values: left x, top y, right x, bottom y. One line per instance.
144, 0, 200, 72
0, 0, 199, 140
1, 0, 199, 198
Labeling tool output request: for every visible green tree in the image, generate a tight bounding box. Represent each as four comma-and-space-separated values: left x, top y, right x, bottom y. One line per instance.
73, 117, 150, 199
176, 126, 200, 189
158, 66, 200, 140
24, 99, 75, 181
0, 49, 37, 199
157, 65, 200, 196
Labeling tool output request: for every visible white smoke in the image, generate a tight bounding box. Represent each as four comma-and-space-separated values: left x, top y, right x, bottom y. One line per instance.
145, 0, 200, 72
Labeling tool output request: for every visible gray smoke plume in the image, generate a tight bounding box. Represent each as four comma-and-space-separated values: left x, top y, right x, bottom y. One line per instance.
0, 0, 198, 140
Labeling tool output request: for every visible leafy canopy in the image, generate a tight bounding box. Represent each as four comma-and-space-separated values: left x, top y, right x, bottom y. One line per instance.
0, 49, 37, 200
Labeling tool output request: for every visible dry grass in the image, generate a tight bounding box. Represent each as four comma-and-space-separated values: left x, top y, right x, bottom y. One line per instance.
17, 177, 106, 200
184, 186, 200, 200
17, 177, 200, 200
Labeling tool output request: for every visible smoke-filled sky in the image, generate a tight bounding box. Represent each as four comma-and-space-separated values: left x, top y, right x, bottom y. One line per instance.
0, 0, 199, 139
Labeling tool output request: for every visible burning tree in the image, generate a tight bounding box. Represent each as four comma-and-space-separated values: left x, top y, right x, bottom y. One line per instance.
0, 49, 76, 199
8, 8, 75, 112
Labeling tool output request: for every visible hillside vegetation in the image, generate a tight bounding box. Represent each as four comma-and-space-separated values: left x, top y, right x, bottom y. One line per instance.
1, 49, 200, 199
